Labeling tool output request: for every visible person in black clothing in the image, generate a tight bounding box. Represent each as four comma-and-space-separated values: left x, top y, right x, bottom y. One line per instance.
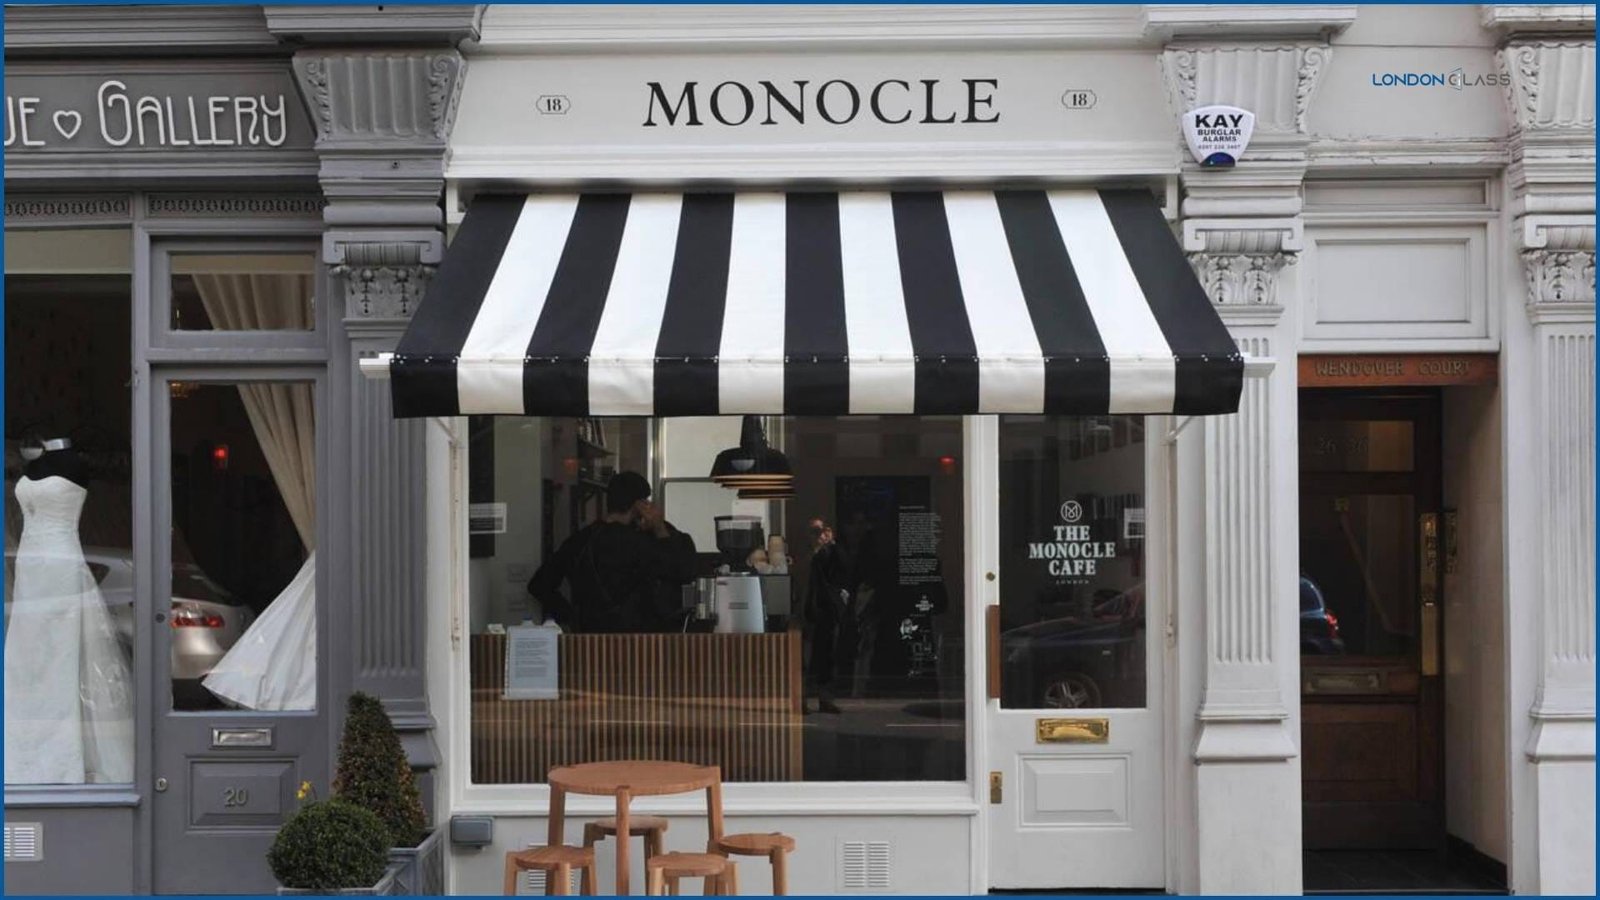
527, 471, 698, 633
803, 517, 851, 714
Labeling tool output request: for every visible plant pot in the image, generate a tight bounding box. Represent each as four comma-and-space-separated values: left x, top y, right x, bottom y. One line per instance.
387, 827, 445, 896
278, 862, 401, 895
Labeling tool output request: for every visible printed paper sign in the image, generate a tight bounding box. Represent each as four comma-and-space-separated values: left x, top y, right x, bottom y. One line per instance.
503, 625, 559, 700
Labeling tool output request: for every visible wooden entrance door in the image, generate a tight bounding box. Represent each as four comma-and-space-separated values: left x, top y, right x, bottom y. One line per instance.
1298, 390, 1444, 849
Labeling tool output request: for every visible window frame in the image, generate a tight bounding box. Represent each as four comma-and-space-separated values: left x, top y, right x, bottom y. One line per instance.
146, 236, 327, 358
444, 414, 990, 816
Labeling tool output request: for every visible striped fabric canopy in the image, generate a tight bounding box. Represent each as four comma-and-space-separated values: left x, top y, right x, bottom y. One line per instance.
389, 189, 1242, 418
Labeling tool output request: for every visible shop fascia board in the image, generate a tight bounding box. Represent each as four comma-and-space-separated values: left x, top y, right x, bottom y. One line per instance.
263, 4, 483, 46
3, 5, 279, 56
469, 3, 1156, 53
1142, 4, 1358, 42
3, 152, 319, 184
444, 140, 1181, 189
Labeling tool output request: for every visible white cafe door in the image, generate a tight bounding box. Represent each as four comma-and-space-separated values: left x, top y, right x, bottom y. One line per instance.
982, 415, 1165, 890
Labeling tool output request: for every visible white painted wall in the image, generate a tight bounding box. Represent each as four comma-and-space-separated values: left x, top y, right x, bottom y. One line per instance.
1310, 4, 1509, 142
1441, 384, 1508, 864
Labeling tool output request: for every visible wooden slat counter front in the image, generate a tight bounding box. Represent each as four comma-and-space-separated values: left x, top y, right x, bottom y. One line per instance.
470, 632, 804, 784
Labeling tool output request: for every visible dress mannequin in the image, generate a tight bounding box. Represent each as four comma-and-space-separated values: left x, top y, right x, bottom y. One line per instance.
4, 437, 135, 784
23, 438, 89, 488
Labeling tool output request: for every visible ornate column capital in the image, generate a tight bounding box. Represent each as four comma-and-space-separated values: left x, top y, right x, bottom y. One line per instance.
1497, 40, 1597, 136
326, 233, 445, 321
293, 50, 467, 152
1161, 41, 1333, 140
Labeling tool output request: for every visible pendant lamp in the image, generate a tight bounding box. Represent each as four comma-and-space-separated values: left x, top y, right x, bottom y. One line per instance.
709, 415, 794, 489
737, 485, 796, 500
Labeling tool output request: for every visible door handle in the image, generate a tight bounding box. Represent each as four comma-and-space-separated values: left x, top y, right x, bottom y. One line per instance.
989, 771, 1002, 804
1420, 513, 1439, 676
986, 605, 1001, 700
155, 777, 168, 792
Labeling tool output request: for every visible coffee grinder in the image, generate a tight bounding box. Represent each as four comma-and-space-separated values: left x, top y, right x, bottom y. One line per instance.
712, 515, 766, 633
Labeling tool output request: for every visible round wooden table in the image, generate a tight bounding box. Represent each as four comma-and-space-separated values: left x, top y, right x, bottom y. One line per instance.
548, 761, 724, 895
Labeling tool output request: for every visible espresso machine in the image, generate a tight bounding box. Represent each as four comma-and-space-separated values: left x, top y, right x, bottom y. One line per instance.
711, 515, 766, 633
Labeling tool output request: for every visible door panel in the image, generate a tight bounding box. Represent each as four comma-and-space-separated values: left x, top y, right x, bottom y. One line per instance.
986, 415, 1163, 890
152, 375, 328, 894
1298, 391, 1443, 851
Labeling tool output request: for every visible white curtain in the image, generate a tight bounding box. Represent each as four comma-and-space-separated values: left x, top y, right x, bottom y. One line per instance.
192, 269, 319, 711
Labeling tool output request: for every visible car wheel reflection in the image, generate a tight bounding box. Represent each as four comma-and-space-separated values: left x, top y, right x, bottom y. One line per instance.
1041, 672, 1102, 709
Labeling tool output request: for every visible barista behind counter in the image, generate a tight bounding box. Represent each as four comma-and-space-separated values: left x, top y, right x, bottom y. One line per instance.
528, 471, 699, 633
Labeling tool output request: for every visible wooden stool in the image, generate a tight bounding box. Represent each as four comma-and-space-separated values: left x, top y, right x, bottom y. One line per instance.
503, 845, 598, 896
645, 851, 737, 896
710, 833, 795, 895
583, 814, 670, 864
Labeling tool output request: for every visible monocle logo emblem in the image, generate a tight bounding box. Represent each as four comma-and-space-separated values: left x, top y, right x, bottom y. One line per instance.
1060, 500, 1082, 523
1181, 104, 1254, 168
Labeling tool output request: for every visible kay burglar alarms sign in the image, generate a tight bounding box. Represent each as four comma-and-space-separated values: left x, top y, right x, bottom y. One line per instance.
1181, 104, 1254, 168
4, 63, 315, 153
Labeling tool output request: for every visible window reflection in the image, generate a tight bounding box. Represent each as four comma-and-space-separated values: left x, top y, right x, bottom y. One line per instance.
998, 416, 1147, 710
466, 415, 966, 783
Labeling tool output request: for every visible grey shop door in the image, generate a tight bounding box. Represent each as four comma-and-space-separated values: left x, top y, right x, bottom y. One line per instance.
150, 373, 330, 894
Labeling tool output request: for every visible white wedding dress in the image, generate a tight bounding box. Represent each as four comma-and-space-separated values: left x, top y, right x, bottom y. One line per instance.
202, 554, 316, 711
4, 476, 135, 784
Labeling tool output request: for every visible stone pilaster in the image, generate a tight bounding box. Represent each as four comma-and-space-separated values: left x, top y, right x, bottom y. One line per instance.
268, 7, 479, 810
1489, 7, 1596, 893
1161, 30, 1334, 895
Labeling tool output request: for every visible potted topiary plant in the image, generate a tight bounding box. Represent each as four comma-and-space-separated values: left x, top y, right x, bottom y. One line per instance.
333, 693, 442, 896
269, 792, 397, 895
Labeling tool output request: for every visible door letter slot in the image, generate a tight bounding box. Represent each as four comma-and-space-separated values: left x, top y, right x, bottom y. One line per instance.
1036, 717, 1109, 744
211, 726, 274, 749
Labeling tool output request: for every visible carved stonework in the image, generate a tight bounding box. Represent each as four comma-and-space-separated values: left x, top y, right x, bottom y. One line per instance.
1162, 43, 1332, 133
292, 50, 466, 146
332, 240, 437, 319
145, 194, 325, 218
4, 193, 131, 225
1189, 252, 1293, 306
1524, 249, 1597, 308
1497, 41, 1597, 133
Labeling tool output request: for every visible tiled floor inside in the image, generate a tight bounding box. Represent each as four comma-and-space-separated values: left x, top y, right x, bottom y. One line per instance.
1302, 849, 1508, 895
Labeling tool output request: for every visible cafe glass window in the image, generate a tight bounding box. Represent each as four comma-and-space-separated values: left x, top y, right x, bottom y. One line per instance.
997, 415, 1147, 710
3, 229, 137, 784
465, 415, 966, 784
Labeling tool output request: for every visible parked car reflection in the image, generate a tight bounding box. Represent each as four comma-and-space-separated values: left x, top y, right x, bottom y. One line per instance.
1299, 574, 1345, 655
4, 547, 254, 687
1001, 586, 1145, 709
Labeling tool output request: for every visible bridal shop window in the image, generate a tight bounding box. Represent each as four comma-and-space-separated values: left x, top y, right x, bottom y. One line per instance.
168, 381, 314, 712
3, 229, 137, 785
167, 252, 317, 332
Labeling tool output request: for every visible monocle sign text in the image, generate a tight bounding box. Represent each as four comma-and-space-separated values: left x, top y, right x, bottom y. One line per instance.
4, 64, 315, 154
642, 78, 1001, 128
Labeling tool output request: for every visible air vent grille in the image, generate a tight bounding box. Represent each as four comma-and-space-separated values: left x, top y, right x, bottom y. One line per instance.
839, 839, 891, 891
4, 823, 41, 861
519, 867, 577, 895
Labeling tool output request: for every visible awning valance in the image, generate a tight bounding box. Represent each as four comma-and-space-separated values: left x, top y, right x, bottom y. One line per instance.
388, 189, 1242, 418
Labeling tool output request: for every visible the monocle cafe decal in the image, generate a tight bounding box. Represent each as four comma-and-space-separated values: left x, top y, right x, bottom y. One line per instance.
4, 65, 315, 153
1028, 499, 1118, 580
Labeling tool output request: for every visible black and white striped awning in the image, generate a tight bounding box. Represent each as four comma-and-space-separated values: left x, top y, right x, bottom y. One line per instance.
388, 189, 1242, 418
